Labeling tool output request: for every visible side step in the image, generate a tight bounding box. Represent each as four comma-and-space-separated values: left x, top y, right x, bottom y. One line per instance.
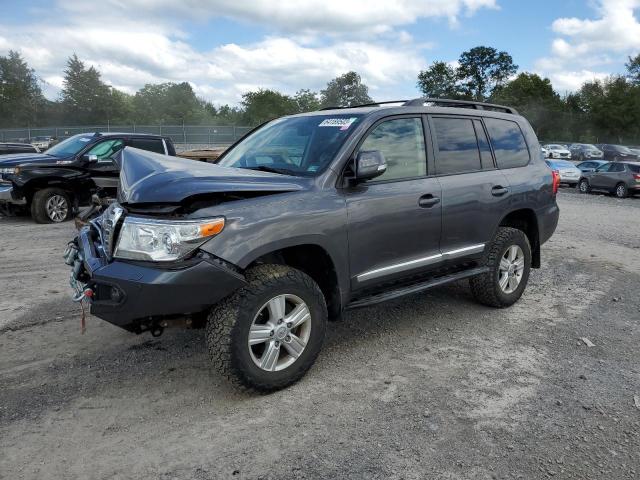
346, 266, 489, 310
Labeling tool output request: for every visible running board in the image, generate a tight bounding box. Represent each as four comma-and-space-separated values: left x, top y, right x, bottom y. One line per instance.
346, 266, 490, 310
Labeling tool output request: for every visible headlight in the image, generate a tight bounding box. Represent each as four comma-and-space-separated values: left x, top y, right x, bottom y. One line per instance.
0, 167, 18, 175
114, 216, 225, 262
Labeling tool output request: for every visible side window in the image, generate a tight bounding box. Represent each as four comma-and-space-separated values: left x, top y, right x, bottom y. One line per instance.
358, 117, 426, 182
129, 138, 165, 154
473, 120, 494, 169
87, 139, 124, 162
432, 117, 481, 175
484, 118, 530, 169
609, 163, 625, 173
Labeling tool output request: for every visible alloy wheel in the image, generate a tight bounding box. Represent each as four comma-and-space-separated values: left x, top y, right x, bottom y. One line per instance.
498, 245, 525, 294
616, 184, 627, 198
248, 294, 312, 372
45, 194, 68, 222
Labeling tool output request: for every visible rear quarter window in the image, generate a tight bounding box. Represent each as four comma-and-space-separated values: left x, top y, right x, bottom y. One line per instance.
484, 118, 530, 169
628, 164, 640, 173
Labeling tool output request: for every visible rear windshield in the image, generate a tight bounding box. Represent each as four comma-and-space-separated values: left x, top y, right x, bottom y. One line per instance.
217, 114, 363, 176
548, 160, 574, 168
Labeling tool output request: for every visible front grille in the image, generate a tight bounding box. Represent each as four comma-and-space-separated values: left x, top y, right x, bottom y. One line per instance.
99, 203, 124, 257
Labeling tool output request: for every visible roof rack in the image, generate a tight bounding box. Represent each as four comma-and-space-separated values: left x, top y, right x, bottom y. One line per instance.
320, 100, 409, 111
402, 98, 518, 115
318, 98, 518, 115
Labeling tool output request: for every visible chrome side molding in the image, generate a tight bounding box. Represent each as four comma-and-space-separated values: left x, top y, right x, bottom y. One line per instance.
356, 243, 485, 282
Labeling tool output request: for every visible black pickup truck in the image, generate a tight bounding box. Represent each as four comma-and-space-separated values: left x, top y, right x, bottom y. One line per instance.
0, 132, 176, 223
66, 99, 560, 391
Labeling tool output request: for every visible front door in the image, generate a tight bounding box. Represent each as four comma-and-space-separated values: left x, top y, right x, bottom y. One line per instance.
591, 162, 624, 190
345, 116, 442, 290
83, 138, 125, 194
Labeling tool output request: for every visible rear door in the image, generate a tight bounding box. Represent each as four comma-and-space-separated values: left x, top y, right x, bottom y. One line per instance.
429, 115, 512, 263
128, 137, 167, 155
345, 116, 442, 290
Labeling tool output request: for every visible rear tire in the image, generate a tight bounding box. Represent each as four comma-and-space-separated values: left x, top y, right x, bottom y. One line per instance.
31, 188, 72, 223
470, 227, 532, 308
206, 264, 327, 392
615, 183, 628, 199
578, 179, 591, 194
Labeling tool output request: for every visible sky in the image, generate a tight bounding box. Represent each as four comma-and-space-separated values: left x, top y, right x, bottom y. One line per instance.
1, 0, 639, 105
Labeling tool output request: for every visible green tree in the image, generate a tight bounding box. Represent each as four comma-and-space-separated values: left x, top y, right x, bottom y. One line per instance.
577, 76, 640, 144
320, 71, 373, 107
625, 53, 640, 85
133, 82, 204, 124
416, 61, 462, 98
457, 46, 518, 100
241, 89, 298, 125
61, 54, 109, 124
294, 89, 320, 112
491, 73, 562, 138
0, 50, 46, 128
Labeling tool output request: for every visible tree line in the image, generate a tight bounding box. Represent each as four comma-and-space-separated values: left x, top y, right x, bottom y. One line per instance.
1, 47, 640, 144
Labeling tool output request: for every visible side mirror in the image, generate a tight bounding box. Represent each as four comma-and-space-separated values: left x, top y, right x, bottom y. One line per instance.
82, 154, 98, 164
354, 150, 387, 182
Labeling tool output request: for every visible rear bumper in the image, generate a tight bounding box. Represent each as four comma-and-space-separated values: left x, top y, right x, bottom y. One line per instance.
70, 226, 247, 332
0, 184, 26, 205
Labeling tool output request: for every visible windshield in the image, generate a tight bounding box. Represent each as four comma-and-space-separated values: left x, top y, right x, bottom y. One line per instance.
548, 145, 564, 150
217, 114, 363, 176
614, 145, 632, 153
45, 134, 94, 157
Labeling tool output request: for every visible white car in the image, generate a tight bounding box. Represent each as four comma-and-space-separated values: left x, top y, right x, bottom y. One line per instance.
545, 160, 581, 187
544, 144, 572, 160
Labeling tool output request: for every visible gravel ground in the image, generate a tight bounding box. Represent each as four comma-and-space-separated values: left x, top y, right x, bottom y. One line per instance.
1, 189, 639, 480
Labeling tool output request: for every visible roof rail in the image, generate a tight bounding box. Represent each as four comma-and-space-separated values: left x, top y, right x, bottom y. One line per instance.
319, 100, 409, 111
402, 98, 518, 115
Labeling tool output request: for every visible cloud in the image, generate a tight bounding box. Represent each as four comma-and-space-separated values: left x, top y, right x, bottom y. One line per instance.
0, 0, 498, 104
535, 0, 640, 91
59, 0, 498, 35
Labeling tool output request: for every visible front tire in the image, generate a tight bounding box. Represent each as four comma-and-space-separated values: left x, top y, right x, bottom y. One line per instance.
615, 183, 628, 199
31, 188, 72, 223
470, 227, 532, 308
206, 264, 327, 391
578, 179, 591, 194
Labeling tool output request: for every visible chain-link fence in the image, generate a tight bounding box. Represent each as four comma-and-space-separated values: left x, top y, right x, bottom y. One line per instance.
0, 125, 254, 146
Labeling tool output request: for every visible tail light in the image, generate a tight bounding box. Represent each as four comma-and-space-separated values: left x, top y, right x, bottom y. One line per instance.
552, 170, 560, 195
634, 174, 640, 181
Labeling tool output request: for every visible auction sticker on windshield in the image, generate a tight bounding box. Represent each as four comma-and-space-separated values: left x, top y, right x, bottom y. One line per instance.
319, 117, 358, 130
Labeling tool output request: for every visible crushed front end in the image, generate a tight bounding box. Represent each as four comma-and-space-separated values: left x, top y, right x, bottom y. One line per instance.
65, 203, 246, 334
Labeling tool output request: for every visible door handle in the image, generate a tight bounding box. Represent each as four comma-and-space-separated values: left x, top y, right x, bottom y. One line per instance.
418, 194, 440, 208
491, 186, 509, 197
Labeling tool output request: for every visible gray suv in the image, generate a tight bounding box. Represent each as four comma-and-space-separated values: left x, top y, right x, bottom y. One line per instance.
578, 161, 640, 198
65, 98, 560, 391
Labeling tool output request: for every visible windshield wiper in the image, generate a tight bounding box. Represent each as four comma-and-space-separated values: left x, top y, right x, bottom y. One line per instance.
246, 165, 294, 176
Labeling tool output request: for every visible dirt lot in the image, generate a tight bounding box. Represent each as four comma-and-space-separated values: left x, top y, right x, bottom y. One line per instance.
1, 190, 639, 480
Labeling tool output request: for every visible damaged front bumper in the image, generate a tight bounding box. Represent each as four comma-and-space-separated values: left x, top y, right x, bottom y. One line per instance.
66, 225, 247, 333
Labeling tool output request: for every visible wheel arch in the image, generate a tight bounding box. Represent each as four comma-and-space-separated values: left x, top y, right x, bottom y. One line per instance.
497, 208, 541, 268
245, 243, 344, 320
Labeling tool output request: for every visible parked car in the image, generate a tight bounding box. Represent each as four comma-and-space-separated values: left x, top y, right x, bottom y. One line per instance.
569, 143, 603, 161
545, 160, 581, 186
0, 132, 176, 222
65, 98, 559, 391
576, 160, 608, 173
596, 144, 638, 162
578, 161, 640, 198
541, 145, 549, 158
0, 142, 39, 155
30, 136, 56, 151
543, 144, 572, 159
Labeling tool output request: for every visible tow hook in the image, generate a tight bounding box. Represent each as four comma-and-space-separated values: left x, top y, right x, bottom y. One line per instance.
72, 287, 94, 303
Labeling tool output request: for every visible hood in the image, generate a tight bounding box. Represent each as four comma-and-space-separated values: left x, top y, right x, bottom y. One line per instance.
118, 147, 310, 205
0, 153, 67, 167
